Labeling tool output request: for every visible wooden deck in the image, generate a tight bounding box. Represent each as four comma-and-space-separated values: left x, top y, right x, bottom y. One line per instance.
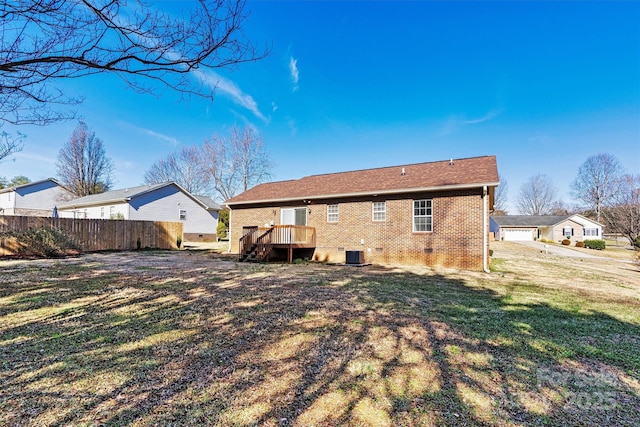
239, 225, 316, 262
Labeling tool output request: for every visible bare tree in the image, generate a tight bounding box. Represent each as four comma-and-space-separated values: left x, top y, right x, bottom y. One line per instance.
1, 0, 266, 125
56, 121, 113, 197
516, 174, 558, 215
493, 174, 509, 214
571, 153, 624, 223
143, 145, 210, 195
602, 174, 640, 246
0, 127, 25, 163
201, 126, 273, 201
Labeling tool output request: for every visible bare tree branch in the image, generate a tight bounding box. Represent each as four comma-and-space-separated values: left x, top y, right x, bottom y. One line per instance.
602, 174, 640, 245
56, 121, 113, 196
571, 153, 624, 223
516, 174, 558, 215
143, 145, 210, 195
0, 125, 25, 163
1, 0, 267, 125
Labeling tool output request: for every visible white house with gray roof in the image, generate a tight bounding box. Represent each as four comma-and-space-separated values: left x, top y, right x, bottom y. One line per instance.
58, 182, 221, 242
0, 178, 73, 216
491, 214, 603, 243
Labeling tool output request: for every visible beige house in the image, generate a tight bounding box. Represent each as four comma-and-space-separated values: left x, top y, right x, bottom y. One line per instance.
491, 215, 603, 243
225, 156, 499, 271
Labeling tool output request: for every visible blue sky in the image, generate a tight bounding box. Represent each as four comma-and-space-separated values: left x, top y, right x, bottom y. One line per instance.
2, 1, 639, 212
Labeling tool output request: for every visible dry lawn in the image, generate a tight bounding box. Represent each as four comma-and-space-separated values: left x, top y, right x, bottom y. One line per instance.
1, 242, 639, 426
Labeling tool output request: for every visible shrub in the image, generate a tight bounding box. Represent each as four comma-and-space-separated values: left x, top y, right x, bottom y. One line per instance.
216, 221, 227, 240
575, 241, 585, 248
634, 237, 640, 249
1, 227, 80, 258
584, 239, 606, 250
561, 239, 571, 246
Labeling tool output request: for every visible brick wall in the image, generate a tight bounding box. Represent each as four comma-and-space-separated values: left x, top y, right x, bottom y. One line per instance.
230, 189, 488, 270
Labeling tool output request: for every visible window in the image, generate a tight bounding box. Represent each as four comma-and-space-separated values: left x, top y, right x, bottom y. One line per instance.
563, 226, 574, 237
372, 202, 386, 221
100, 207, 105, 218
110, 206, 115, 216
584, 228, 599, 237
327, 204, 339, 222
179, 209, 187, 220
413, 199, 432, 232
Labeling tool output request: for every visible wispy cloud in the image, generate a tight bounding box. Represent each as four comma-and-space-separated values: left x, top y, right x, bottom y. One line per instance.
289, 56, 299, 92
142, 129, 180, 147
194, 69, 268, 123
439, 107, 503, 136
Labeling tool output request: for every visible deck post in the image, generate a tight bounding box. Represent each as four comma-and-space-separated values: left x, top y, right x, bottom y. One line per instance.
288, 246, 293, 263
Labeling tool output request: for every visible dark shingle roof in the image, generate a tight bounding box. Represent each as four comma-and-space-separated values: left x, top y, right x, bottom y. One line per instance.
226, 155, 499, 205
58, 183, 170, 208
0, 178, 64, 194
491, 215, 571, 227
59, 182, 221, 211
194, 195, 221, 211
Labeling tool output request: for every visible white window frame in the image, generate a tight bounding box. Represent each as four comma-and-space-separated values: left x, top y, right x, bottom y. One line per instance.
372, 201, 386, 222
413, 199, 433, 232
327, 204, 339, 223
100, 207, 105, 218
584, 228, 599, 237
179, 209, 187, 220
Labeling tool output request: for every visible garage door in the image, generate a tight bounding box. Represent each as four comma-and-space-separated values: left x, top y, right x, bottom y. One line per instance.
503, 229, 534, 241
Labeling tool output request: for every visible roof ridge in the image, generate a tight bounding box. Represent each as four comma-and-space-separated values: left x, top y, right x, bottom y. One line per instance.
298, 155, 496, 180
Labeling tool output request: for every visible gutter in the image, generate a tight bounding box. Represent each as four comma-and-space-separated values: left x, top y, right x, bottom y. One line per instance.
227, 181, 500, 207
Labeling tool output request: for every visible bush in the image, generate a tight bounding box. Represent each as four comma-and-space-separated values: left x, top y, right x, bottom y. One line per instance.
634, 237, 640, 249
561, 239, 571, 246
216, 221, 227, 240
584, 239, 606, 250
575, 241, 585, 248
1, 227, 80, 258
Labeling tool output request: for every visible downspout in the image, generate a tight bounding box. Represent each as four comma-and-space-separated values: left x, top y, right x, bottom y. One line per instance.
227, 208, 232, 253
483, 186, 490, 273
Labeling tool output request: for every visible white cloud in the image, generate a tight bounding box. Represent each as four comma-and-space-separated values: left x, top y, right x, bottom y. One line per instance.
194, 69, 268, 122
142, 129, 180, 147
289, 56, 299, 92
439, 107, 503, 136
272, 102, 278, 112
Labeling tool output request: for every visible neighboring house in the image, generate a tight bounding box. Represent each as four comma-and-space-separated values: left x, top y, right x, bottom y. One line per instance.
0, 178, 73, 216
58, 182, 221, 242
225, 156, 499, 271
491, 215, 603, 243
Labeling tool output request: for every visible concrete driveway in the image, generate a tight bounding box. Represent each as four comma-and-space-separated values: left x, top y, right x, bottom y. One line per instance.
514, 241, 604, 259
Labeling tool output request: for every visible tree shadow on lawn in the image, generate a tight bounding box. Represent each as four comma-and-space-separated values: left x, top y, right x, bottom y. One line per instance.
0, 253, 638, 426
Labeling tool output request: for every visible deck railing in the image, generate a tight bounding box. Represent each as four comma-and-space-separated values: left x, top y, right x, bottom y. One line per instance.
239, 225, 316, 262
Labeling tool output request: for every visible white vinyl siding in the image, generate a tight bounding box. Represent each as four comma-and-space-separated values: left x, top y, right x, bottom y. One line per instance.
327, 204, 338, 223
372, 202, 386, 221
413, 199, 432, 232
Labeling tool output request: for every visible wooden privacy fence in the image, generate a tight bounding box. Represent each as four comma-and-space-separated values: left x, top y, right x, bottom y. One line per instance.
0, 216, 183, 256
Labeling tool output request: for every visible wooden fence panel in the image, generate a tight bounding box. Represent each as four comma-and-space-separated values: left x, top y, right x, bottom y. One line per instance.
0, 216, 183, 256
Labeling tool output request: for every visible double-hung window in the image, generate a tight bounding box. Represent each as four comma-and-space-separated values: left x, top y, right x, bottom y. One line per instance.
327, 204, 339, 223
372, 202, 386, 221
584, 228, 599, 237
413, 199, 432, 232
179, 209, 187, 220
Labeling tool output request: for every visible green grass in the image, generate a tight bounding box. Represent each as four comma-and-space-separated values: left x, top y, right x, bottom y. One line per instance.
0, 251, 638, 426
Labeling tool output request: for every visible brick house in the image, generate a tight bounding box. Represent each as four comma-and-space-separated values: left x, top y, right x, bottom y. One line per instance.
225, 156, 499, 271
